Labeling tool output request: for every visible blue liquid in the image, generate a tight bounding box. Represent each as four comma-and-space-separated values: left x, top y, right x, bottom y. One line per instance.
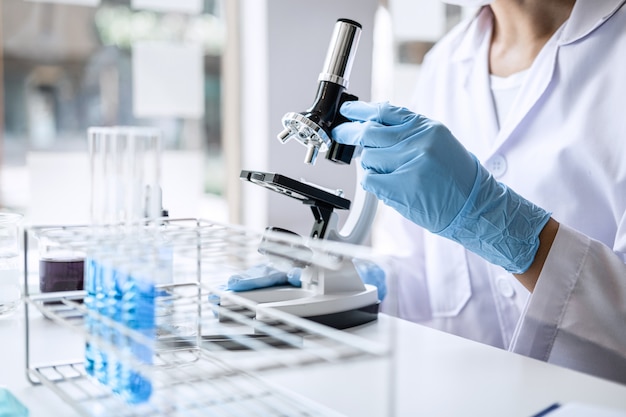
84, 259, 98, 377
119, 272, 155, 404
108, 268, 125, 395
94, 290, 109, 385
84, 258, 110, 385
84, 254, 156, 404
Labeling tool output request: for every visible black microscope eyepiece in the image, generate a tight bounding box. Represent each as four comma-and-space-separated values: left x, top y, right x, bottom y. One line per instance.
277, 18, 362, 165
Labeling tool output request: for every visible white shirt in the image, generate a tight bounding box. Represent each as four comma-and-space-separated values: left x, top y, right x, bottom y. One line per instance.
374, 0, 626, 384
490, 70, 528, 129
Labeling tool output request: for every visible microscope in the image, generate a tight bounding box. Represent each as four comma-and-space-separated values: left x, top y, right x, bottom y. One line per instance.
237, 19, 380, 329
277, 18, 362, 166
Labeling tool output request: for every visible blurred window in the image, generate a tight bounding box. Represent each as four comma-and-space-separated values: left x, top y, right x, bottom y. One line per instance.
0, 0, 225, 214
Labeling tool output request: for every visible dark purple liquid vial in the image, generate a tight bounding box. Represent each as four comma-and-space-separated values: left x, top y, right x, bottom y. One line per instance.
39, 258, 85, 293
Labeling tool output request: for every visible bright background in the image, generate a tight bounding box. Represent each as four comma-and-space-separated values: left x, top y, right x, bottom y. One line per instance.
0, 0, 475, 235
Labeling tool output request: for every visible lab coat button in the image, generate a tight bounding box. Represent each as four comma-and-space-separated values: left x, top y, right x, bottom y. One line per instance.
488, 154, 507, 178
497, 277, 515, 298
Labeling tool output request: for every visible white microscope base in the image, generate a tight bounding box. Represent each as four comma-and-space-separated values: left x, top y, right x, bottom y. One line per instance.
224, 285, 379, 328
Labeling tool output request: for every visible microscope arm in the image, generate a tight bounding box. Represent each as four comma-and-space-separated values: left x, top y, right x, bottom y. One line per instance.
326, 164, 377, 245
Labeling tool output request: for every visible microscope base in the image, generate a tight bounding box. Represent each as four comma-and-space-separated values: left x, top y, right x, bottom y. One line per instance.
302, 302, 379, 329
224, 286, 379, 329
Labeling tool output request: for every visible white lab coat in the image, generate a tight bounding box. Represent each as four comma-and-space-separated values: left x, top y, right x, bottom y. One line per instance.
375, 0, 626, 384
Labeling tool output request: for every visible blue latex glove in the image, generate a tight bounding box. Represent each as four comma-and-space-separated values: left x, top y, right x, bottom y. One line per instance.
227, 261, 387, 301
227, 264, 302, 291
332, 101, 551, 274
352, 259, 387, 301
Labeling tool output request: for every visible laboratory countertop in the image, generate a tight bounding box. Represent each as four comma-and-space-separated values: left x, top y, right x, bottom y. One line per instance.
2, 304, 626, 417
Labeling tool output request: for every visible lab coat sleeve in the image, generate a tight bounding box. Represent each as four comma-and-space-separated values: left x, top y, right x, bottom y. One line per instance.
511, 223, 626, 384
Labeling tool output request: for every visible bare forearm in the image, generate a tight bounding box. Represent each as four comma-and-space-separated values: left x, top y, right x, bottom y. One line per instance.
514, 217, 560, 292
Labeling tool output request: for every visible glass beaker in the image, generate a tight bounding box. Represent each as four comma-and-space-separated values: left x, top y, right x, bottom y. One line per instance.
38, 229, 85, 295
0, 213, 23, 317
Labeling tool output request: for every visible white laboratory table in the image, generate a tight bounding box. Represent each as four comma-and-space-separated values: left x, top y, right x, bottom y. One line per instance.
2, 304, 626, 417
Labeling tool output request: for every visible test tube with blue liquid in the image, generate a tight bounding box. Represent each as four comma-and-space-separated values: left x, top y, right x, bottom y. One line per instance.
86, 127, 162, 404
120, 244, 156, 403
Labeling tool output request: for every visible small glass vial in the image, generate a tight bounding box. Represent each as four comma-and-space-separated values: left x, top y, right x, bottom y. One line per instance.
38, 229, 85, 295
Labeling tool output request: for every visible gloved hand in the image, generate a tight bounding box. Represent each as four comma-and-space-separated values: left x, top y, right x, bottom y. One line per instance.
227, 260, 387, 302
207, 266, 301, 318
352, 259, 387, 302
227, 264, 302, 291
332, 101, 551, 274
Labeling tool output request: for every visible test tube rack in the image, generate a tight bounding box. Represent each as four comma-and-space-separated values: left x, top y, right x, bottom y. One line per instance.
22, 218, 394, 417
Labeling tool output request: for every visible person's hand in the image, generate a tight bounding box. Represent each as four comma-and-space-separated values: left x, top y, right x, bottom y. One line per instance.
227, 260, 387, 302
352, 259, 387, 301
227, 264, 302, 291
332, 101, 551, 274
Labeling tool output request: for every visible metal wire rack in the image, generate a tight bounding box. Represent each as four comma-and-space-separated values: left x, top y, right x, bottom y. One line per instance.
23, 219, 393, 417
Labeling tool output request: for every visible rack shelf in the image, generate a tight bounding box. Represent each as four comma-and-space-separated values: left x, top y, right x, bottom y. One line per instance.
23, 219, 393, 416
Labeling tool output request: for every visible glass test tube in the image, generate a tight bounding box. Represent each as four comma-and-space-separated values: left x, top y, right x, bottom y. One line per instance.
86, 126, 162, 404
88, 126, 162, 228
